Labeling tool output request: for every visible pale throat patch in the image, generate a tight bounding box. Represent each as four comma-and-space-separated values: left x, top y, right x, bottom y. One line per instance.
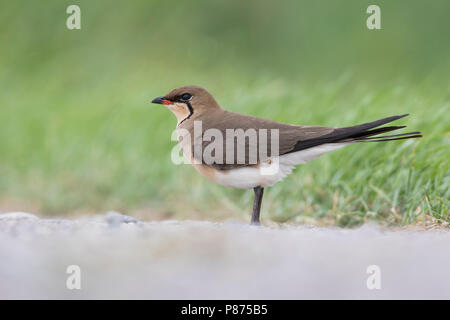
168, 102, 191, 124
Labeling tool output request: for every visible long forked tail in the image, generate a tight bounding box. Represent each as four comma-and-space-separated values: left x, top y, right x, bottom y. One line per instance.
291, 114, 421, 153
338, 114, 422, 143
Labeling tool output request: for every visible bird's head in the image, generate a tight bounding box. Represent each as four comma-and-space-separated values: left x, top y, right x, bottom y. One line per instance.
151, 85, 221, 124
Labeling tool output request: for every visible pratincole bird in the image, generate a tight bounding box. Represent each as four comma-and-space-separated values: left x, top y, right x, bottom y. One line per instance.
152, 85, 421, 225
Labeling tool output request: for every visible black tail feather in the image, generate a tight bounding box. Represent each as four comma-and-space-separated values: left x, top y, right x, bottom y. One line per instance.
355, 134, 422, 143
349, 126, 407, 140
337, 114, 409, 134
357, 131, 421, 141
332, 114, 421, 143
289, 114, 420, 153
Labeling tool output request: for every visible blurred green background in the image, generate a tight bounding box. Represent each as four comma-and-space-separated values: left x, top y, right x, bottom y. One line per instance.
0, 0, 448, 226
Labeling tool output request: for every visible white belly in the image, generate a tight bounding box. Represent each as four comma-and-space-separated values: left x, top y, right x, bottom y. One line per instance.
214, 143, 351, 189
214, 161, 294, 189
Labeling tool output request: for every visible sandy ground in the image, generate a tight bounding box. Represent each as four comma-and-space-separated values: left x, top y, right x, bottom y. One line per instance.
0, 212, 449, 299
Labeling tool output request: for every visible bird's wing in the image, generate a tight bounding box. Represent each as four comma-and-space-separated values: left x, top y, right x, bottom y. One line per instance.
185, 111, 417, 170
195, 111, 334, 169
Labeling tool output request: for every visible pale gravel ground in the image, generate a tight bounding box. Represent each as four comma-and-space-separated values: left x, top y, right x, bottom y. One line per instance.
0, 212, 449, 299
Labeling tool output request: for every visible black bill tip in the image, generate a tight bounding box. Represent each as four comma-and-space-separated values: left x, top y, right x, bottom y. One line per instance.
151, 96, 173, 105
151, 96, 164, 104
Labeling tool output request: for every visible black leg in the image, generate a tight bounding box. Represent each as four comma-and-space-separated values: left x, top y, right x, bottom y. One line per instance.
251, 186, 264, 225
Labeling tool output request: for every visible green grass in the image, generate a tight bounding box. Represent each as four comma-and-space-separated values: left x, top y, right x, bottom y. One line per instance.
0, 0, 449, 226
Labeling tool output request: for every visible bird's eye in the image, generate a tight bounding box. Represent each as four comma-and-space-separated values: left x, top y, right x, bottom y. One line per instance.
181, 93, 192, 101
